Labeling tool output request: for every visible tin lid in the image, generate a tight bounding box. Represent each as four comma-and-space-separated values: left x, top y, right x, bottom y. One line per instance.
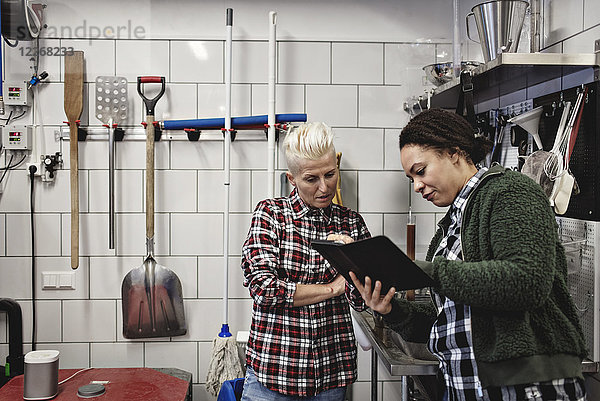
77, 383, 106, 398
24, 350, 59, 364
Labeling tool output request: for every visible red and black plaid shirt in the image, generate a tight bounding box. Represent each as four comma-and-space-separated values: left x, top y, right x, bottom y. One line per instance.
241, 188, 370, 396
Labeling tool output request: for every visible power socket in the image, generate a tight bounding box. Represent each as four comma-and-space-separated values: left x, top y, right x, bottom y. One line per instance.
26, 162, 42, 178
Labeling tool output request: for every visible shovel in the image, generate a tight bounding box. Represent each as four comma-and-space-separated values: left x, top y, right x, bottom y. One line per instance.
121, 76, 186, 339
64, 50, 84, 270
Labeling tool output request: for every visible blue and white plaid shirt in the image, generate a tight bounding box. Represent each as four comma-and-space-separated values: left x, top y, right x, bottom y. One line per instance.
428, 167, 585, 401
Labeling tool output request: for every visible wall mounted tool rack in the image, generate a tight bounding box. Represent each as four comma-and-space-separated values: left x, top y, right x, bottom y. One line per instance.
429, 53, 600, 109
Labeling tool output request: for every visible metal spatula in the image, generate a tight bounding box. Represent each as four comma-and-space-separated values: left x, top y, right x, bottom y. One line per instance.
95, 76, 128, 249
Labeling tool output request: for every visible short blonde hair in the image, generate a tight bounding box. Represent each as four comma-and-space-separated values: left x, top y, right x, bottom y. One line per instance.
283, 122, 335, 174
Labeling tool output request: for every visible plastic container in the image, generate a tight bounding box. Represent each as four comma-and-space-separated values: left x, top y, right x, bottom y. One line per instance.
23, 350, 59, 400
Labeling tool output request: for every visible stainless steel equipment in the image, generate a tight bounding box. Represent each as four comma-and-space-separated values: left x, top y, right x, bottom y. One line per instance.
423, 61, 480, 86
466, 0, 529, 63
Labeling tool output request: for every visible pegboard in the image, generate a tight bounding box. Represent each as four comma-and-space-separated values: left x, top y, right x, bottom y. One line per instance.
535, 82, 600, 221
557, 217, 600, 362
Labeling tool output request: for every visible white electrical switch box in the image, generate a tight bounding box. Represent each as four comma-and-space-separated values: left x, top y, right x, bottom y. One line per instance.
4, 81, 30, 106
2, 125, 32, 150
42, 271, 76, 290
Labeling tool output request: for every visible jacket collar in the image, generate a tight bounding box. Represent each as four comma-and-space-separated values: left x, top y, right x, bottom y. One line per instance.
436, 164, 507, 233
289, 188, 332, 221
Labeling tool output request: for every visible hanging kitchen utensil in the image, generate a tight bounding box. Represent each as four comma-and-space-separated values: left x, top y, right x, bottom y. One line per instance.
95, 76, 128, 250
64, 50, 84, 270
121, 76, 186, 339
553, 88, 587, 215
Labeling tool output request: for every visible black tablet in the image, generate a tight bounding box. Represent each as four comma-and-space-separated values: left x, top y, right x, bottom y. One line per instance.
311, 235, 434, 294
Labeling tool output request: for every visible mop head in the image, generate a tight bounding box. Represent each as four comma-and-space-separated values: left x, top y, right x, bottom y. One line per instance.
206, 336, 244, 397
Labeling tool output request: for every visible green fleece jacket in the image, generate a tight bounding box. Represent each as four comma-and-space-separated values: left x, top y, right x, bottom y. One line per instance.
383, 165, 587, 388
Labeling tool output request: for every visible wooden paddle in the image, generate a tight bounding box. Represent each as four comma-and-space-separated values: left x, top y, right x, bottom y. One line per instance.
64, 51, 84, 269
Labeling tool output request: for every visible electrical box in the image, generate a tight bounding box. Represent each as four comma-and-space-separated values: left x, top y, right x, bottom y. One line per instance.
4, 81, 30, 106
2, 125, 32, 150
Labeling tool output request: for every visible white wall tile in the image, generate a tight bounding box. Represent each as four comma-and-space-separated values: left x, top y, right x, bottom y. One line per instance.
0, 258, 31, 298
145, 342, 198, 381
332, 43, 383, 84
229, 214, 252, 257
115, 40, 169, 82
333, 128, 383, 170
197, 171, 251, 213
198, 342, 214, 385
3, 39, 61, 83
171, 140, 223, 170
62, 40, 116, 81
88, 170, 143, 213
171, 41, 223, 83
278, 42, 330, 84
231, 140, 268, 170
358, 171, 409, 213
35, 83, 69, 126
197, 84, 251, 119
250, 170, 289, 207
385, 43, 435, 86
116, 213, 169, 256
198, 257, 224, 298
35, 257, 90, 300
63, 300, 117, 342
384, 129, 402, 170
0, 312, 6, 343
91, 342, 144, 367
358, 86, 408, 128
584, 0, 600, 30
171, 214, 223, 256
563, 24, 600, 54
543, 0, 584, 46
233, 41, 268, 84
153, 256, 198, 299
361, 213, 383, 237
176, 299, 221, 341
89, 256, 141, 299
78, 140, 108, 169
21, 300, 62, 343
159, 84, 198, 121
6, 214, 61, 256
39, 343, 89, 369
61, 213, 117, 256
155, 170, 197, 212
251, 84, 305, 115
115, 140, 169, 170
306, 85, 357, 127
0, 215, 5, 256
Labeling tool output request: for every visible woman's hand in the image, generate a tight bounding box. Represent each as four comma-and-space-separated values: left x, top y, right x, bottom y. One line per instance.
329, 274, 347, 297
327, 233, 354, 244
349, 271, 395, 315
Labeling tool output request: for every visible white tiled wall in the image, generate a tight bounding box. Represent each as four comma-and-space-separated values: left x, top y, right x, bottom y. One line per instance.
1, 0, 599, 400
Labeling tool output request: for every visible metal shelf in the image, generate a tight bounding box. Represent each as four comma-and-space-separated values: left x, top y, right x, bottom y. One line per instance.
430, 53, 600, 109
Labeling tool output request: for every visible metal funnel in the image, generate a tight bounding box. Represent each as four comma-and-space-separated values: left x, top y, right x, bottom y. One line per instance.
508, 106, 544, 149
467, 0, 529, 63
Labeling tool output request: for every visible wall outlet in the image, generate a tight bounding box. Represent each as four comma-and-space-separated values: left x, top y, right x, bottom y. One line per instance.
26, 162, 42, 177
42, 271, 76, 290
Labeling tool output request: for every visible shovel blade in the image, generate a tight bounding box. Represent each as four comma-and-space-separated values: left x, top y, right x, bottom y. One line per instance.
121, 259, 187, 339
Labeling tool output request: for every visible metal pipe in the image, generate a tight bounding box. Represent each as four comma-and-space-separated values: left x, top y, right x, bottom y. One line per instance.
530, 0, 540, 52
453, 0, 461, 77
267, 11, 277, 198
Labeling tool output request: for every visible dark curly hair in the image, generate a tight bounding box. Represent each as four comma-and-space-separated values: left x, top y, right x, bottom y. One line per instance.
399, 108, 493, 164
